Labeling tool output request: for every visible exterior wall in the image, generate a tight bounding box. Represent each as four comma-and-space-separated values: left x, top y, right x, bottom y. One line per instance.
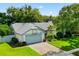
15, 29, 45, 43
15, 33, 24, 42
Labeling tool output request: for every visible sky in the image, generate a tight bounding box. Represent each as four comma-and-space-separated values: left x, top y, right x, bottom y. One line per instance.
0, 3, 72, 16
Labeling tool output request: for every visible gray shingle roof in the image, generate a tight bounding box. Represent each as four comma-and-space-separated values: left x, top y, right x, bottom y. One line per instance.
12, 21, 53, 34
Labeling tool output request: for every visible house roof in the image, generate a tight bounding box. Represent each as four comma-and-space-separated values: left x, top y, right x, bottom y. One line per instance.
11, 21, 53, 34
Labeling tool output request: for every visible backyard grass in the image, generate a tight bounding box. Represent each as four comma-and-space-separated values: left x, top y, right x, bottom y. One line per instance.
0, 43, 40, 56
48, 36, 79, 51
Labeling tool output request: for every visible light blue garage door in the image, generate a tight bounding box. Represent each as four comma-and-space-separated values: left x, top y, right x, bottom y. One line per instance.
25, 33, 43, 44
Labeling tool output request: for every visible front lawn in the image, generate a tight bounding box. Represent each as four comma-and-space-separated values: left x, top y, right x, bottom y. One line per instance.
48, 40, 70, 48
48, 36, 79, 51
0, 43, 40, 56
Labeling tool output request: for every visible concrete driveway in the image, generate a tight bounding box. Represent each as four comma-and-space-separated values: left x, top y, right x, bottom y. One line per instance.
29, 42, 61, 55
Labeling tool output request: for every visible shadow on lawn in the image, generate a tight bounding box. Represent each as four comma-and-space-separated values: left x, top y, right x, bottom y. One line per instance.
7, 42, 18, 48
61, 46, 74, 51
7, 42, 27, 48
7, 41, 43, 48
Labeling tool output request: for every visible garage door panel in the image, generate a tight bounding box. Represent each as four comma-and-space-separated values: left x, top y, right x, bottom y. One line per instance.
25, 33, 43, 44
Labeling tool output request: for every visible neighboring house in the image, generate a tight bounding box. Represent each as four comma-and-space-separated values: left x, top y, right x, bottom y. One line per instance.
11, 21, 54, 44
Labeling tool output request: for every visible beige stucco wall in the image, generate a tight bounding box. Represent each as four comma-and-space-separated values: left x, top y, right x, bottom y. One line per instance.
15, 33, 24, 42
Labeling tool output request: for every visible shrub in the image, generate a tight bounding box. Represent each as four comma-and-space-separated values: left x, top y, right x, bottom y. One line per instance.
16, 42, 22, 47
16, 42, 26, 47
64, 31, 72, 38
56, 32, 64, 39
11, 37, 19, 44
22, 42, 26, 46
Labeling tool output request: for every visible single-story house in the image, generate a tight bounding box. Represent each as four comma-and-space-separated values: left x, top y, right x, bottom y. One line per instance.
11, 21, 54, 44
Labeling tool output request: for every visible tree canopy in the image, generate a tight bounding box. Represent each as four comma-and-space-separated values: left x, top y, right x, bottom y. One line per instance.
7, 5, 43, 23
57, 4, 79, 33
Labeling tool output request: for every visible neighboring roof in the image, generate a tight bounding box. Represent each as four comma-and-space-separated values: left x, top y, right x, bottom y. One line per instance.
11, 21, 53, 34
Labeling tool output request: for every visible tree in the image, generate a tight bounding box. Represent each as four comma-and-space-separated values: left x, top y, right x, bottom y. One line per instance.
7, 5, 43, 23
0, 13, 7, 24
0, 24, 12, 36
58, 4, 79, 33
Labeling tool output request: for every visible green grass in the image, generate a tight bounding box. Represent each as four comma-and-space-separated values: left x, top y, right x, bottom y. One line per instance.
48, 36, 79, 51
0, 43, 40, 56
48, 40, 70, 48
